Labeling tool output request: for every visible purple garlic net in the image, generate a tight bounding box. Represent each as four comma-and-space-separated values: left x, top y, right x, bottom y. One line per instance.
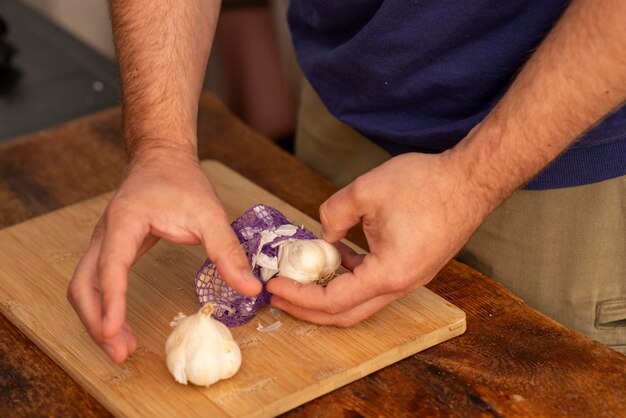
195, 204, 316, 327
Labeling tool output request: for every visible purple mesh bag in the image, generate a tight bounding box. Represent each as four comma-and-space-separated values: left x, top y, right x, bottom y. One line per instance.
195, 204, 316, 327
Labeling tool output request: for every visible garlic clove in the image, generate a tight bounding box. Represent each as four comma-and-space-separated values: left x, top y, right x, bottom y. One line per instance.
170, 353, 189, 385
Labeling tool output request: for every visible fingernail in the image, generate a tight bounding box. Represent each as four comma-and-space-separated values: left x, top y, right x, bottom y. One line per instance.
101, 344, 115, 359
242, 269, 261, 285
242, 269, 257, 283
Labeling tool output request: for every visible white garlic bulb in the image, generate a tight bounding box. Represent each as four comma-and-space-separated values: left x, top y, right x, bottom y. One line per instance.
165, 304, 241, 386
277, 239, 341, 285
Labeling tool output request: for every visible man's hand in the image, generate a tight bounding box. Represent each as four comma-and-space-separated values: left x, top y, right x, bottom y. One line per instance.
267, 151, 491, 326
67, 147, 261, 363
269, 0, 626, 326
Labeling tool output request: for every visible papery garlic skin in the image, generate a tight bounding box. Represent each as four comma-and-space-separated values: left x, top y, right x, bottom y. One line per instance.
277, 239, 341, 285
165, 304, 241, 386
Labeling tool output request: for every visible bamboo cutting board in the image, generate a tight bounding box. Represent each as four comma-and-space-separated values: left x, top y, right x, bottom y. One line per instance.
0, 160, 465, 417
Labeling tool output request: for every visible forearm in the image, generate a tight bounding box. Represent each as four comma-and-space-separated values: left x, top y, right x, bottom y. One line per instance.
108, 0, 221, 158
449, 0, 626, 207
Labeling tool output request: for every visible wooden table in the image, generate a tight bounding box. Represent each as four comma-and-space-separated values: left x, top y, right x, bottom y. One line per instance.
1, 93, 625, 417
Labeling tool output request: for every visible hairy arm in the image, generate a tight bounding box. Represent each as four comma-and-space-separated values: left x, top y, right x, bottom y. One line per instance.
452, 0, 626, 205
68, 1, 261, 363
268, 0, 626, 325
109, 0, 216, 155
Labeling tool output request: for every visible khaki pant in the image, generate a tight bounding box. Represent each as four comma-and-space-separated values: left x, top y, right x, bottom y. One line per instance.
296, 81, 626, 354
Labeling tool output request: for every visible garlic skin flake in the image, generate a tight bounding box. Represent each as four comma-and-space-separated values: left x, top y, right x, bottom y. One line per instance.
165, 304, 241, 387
277, 239, 341, 285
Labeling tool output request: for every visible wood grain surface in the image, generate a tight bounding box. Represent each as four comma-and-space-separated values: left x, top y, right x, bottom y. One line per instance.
1, 93, 625, 417
0, 161, 465, 418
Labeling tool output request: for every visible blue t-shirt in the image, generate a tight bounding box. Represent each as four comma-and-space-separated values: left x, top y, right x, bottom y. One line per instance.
288, 1, 626, 189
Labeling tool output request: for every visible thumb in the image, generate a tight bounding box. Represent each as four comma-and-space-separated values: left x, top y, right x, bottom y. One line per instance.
201, 221, 261, 297
319, 184, 363, 243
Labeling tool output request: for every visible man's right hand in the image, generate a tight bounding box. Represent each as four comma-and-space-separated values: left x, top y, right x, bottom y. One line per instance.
67, 145, 261, 363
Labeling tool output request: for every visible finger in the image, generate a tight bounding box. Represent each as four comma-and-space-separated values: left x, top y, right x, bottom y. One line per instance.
100, 326, 137, 363
267, 254, 387, 314
68, 224, 137, 362
119, 321, 138, 355
201, 220, 262, 297
99, 321, 137, 363
319, 184, 364, 243
335, 241, 366, 271
121, 321, 133, 334
271, 292, 399, 327
98, 216, 147, 338
67, 236, 105, 341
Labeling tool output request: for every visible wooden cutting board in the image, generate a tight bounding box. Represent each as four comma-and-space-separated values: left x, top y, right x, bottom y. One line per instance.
0, 160, 465, 417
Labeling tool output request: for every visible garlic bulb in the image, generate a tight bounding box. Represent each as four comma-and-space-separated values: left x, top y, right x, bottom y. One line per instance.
277, 239, 341, 285
165, 304, 241, 386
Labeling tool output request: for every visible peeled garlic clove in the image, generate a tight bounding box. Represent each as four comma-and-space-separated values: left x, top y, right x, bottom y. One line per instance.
277, 239, 341, 285
165, 304, 241, 387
